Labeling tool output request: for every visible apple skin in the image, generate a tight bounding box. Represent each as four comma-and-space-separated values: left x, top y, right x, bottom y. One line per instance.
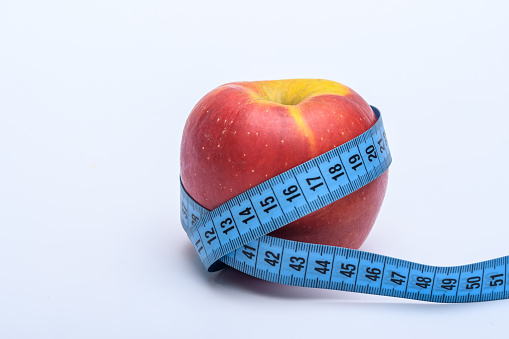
180, 79, 388, 249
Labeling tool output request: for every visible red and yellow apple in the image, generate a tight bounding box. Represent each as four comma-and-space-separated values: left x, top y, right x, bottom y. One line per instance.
180, 79, 388, 249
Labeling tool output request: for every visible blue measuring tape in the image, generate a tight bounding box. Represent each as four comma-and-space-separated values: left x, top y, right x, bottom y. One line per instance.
180, 107, 508, 303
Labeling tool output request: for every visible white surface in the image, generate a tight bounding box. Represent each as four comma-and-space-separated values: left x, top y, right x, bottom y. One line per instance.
1, 0, 509, 338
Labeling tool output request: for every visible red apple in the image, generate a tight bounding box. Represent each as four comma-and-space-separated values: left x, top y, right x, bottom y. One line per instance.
180, 79, 388, 249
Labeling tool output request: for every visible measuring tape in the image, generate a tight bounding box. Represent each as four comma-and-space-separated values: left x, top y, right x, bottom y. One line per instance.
180, 107, 509, 303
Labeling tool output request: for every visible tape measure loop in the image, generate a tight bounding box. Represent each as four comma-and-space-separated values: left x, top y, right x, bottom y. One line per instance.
180, 107, 509, 303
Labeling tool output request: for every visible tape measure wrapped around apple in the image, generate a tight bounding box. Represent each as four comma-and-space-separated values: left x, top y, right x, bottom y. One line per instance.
180, 79, 509, 303
180, 79, 388, 249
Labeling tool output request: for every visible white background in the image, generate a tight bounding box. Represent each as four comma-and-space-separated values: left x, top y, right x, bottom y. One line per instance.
1, 0, 509, 338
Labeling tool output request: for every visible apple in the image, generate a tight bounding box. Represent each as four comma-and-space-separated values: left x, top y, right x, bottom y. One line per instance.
180, 79, 388, 249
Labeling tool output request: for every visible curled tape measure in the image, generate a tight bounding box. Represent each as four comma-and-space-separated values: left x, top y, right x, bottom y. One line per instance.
180, 107, 508, 303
